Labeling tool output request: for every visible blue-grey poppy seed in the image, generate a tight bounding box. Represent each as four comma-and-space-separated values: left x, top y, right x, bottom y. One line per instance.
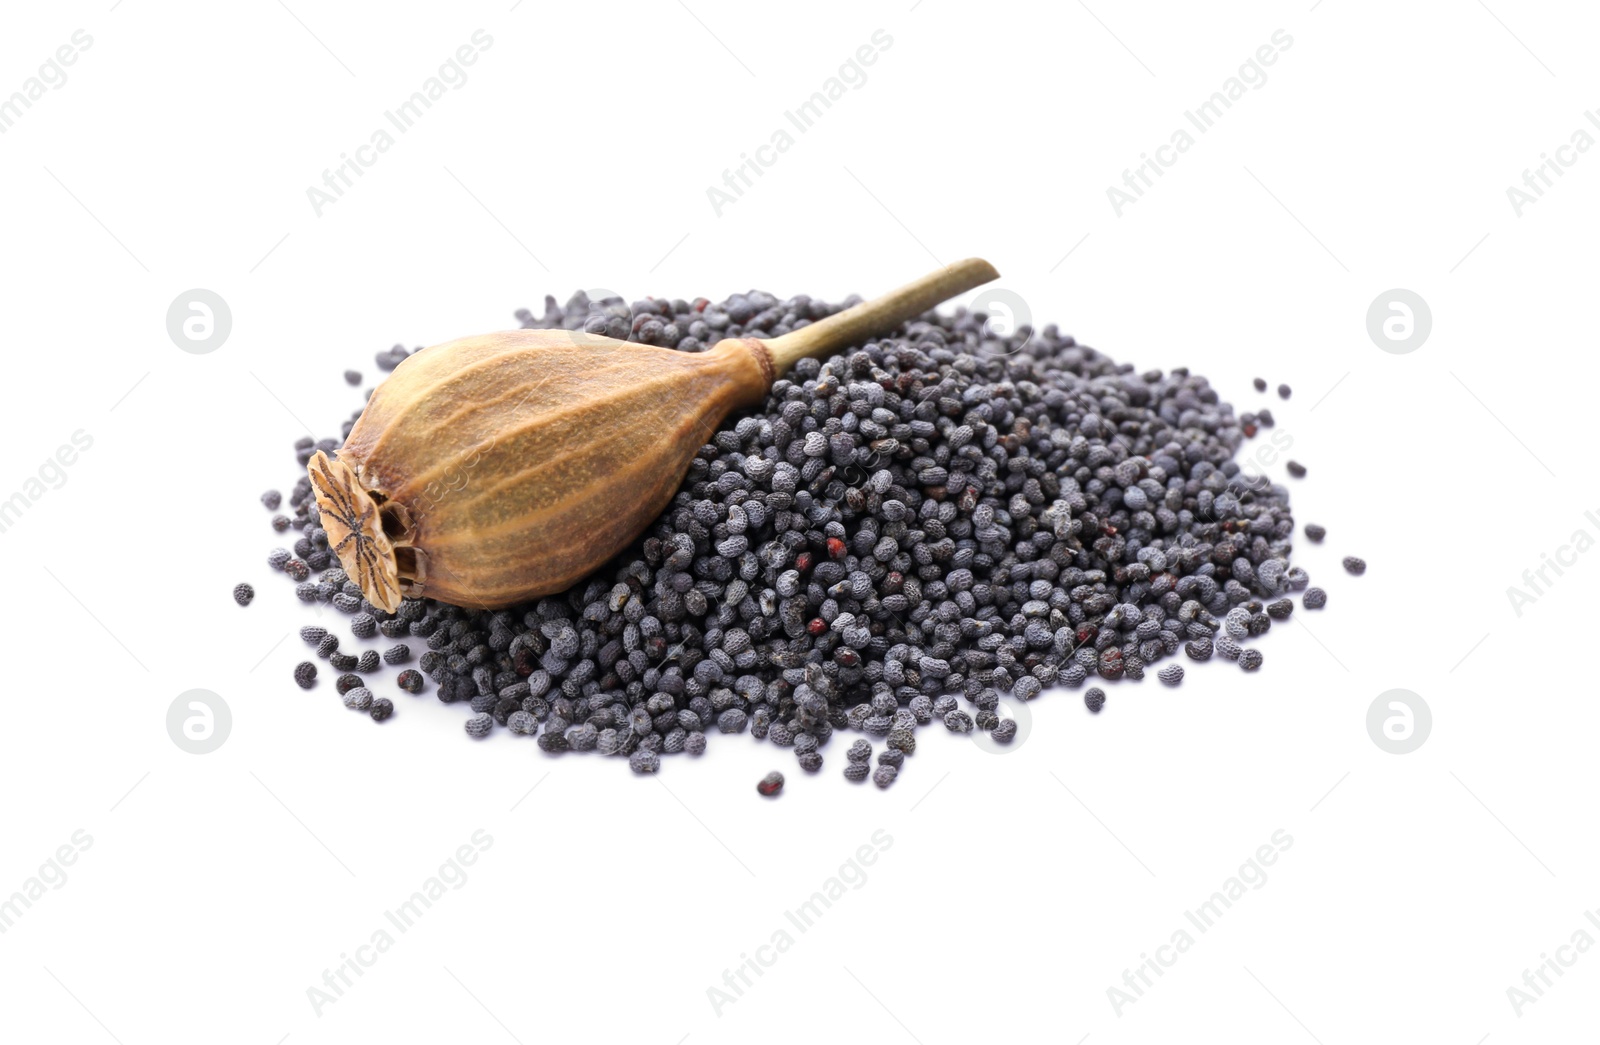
269, 279, 1335, 783
943, 710, 973, 733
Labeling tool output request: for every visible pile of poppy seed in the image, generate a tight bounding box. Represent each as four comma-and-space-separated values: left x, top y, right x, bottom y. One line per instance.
254, 286, 1359, 790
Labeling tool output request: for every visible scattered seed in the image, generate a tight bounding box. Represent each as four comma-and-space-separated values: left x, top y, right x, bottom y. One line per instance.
293, 662, 317, 689
1286, 460, 1306, 478
1303, 587, 1327, 609
1085, 688, 1106, 713
1304, 523, 1325, 542
376, 344, 410, 372
233, 583, 254, 606
757, 770, 784, 796
1343, 556, 1366, 576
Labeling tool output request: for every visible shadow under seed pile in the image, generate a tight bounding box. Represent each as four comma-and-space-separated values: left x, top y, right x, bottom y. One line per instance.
261, 287, 1329, 787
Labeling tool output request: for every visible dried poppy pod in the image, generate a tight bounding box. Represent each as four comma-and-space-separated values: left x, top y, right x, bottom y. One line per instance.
310, 258, 999, 611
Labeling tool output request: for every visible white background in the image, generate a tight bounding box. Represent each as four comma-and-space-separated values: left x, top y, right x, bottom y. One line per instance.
0, 0, 1592, 1042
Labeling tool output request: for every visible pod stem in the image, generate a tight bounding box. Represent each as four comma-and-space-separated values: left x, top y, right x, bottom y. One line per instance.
761, 257, 999, 376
